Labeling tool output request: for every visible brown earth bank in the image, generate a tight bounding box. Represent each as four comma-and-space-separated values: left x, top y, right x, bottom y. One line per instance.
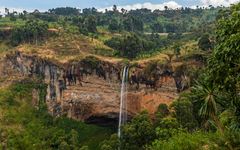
0, 50, 201, 125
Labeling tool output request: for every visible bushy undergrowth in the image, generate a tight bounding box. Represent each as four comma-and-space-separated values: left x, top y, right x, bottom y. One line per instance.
149, 131, 221, 150
0, 79, 113, 150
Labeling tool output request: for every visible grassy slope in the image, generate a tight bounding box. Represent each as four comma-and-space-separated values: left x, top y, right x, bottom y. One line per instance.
133, 40, 203, 66
0, 17, 204, 66
0, 18, 26, 28
18, 33, 204, 67
17, 32, 119, 64
0, 42, 12, 57
0, 80, 114, 149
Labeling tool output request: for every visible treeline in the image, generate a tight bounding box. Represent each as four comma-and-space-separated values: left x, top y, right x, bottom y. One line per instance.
1, 5, 219, 52
63, 6, 219, 34
10, 20, 49, 45
104, 32, 212, 59
3, 5, 221, 34
105, 33, 172, 59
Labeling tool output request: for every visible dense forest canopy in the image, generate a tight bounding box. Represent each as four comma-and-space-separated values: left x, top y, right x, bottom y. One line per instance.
1, 5, 220, 58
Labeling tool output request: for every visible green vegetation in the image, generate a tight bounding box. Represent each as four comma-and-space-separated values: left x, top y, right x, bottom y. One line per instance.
0, 5, 222, 60
0, 79, 113, 149
0, 2, 239, 150
101, 3, 240, 150
198, 34, 213, 51
11, 20, 48, 45
150, 131, 221, 150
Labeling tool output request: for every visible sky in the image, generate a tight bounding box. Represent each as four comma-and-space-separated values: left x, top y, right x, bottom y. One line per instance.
0, 0, 239, 13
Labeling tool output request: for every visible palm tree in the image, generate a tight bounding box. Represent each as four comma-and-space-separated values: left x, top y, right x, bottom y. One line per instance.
193, 82, 224, 133
164, 6, 168, 11
5, 8, 9, 15
23, 10, 27, 15
194, 83, 224, 134
193, 80, 233, 150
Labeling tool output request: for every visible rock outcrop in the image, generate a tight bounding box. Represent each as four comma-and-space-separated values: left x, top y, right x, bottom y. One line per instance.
3, 51, 179, 125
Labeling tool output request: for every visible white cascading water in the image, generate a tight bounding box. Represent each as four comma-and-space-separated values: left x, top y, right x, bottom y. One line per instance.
118, 66, 128, 139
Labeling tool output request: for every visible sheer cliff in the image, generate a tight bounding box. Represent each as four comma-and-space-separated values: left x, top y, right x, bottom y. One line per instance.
0, 50, 203, 125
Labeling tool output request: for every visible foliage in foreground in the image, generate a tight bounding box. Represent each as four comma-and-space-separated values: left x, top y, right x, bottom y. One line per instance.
101, 3, 240, 150
0, 79, 113, 150
150, 131, 221, 150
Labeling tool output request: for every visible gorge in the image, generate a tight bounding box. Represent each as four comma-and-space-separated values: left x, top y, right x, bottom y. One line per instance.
0, 50, 199, 126
1, 3, 239, 149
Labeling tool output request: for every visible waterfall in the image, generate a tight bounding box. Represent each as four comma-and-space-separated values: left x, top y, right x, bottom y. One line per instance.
118, 66, 128, 139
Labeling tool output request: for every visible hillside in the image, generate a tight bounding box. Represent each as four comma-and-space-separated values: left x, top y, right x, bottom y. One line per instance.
1, 3, 240, 150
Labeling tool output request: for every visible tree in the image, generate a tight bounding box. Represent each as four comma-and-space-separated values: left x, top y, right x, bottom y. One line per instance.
108, 18, 119, 32
23, 10, 27, 15
155, 103, 170, 119
85, 15, 97, 33
165, 6, 169, 10
132, 17, 144, 32
171, 97, 198, 131
208, 3, 240, 130
48, 7, 80, 15
11, 27, 24, 45
123, 16, 144, 32
123, 17, 133, 32
100, 134, 119, 150
11, 20, 48, 45
19, 13, 25, 20
121, 8, 127, 14
121, 34, 144, 59
9, 13, 16, 21
104, 37, 123, 50
105, 34, 144, 59
150, 131, 220, 150
198, 34, 212, 51
113, 5, 118, 12
173, 44, 181, 59
195, 81, 223, 131
165, 23, 177, 33
151, 22, 164, 33
155, 117, 183, 141
5, 8, 9, 15
69, 129, 79, 149
190, 80, 234, 150
121, 111, 155, 150
154, 104, 170, 128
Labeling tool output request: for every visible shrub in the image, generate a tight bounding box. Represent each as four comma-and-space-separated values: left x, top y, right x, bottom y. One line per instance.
121, 111, 155, 150
171, 97, 198, 131
150, 131, 220, 150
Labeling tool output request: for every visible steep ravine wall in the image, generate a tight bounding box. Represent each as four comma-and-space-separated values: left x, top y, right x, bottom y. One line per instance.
4, 51, 180, 125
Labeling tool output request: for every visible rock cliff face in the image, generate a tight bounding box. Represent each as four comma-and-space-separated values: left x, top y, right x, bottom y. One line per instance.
3, 51, 179, 125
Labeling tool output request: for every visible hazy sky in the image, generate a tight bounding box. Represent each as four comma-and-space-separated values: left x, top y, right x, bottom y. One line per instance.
0, 0, 239, 12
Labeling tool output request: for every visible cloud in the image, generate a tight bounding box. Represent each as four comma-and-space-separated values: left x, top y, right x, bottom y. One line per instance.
0, 7, 19, 15
98, 1, 182, 12
200, 0, 240, 7
98, 0, 240, 12
0, 7, 28, 13
0, 7, 45, 15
